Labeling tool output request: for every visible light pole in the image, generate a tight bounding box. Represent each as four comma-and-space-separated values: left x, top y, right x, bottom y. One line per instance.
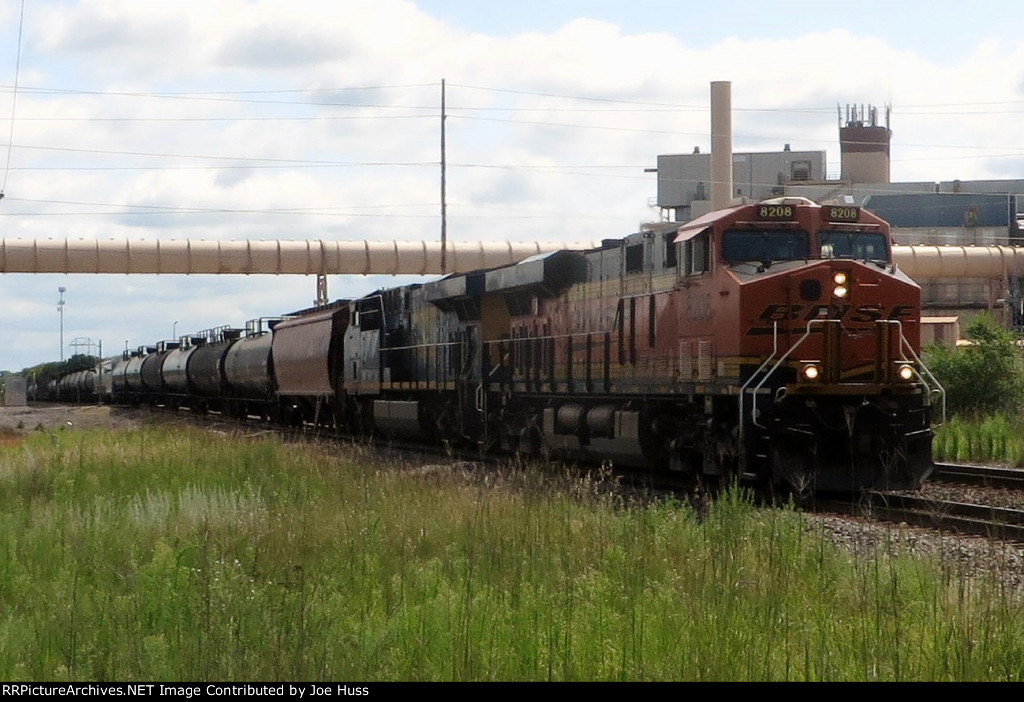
57, 286, 66, 361
173, 320, 178, 340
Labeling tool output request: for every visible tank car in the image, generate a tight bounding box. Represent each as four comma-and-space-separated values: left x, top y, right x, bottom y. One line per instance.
113, 347, 150, 405
57, 368, 97, 403
139, 341, 177, 403
221, 319, 277, 420
160, 337, 200, 409
184, 327, 241, 413
110, 353, 132, 400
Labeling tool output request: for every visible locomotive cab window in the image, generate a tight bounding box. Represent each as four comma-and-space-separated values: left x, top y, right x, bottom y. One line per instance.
625, 243, 644, 274
354, 299, 383, 331
721, 230, 809, 265
681, 230, 710, 276
663, 231, 678, 268
819, 231, 889, 262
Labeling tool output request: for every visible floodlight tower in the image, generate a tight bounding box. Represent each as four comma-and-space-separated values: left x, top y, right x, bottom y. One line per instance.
57, 286, 66, 361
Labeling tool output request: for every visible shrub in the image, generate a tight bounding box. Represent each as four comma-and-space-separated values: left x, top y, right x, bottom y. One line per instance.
924, 312, 1024, 417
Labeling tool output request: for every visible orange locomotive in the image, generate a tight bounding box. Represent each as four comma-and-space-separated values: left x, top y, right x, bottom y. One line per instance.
464, 197, 941, 492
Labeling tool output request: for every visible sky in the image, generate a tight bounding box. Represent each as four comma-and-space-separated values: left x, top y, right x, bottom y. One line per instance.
2, 0, 1024, 372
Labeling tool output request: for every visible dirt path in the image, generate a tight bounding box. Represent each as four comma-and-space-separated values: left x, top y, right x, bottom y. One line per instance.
0, 403, 145, 438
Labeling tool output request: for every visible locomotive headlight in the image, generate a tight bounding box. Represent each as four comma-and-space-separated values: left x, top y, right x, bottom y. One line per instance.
898, 364, 915, 381
832, 272, 849, 298
802, 364, 821, 381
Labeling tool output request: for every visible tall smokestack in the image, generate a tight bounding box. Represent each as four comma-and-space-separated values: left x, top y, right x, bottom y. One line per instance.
710, 81, 733, 211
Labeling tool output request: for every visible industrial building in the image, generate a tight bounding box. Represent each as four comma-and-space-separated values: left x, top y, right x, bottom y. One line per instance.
653, 103, 1024, 338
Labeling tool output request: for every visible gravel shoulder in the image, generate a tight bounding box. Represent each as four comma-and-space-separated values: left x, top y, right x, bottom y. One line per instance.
0, 403, 144, 436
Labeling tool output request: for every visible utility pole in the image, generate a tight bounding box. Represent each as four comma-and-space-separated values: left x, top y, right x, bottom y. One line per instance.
440, 78, 447, 274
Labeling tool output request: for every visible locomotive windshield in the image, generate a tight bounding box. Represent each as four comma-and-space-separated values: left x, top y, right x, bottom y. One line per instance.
721, 230, 810, 264
818, 231, 889, 262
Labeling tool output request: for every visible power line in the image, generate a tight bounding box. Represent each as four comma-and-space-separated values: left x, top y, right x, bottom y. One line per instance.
5, 79, 1023, 156
0, 114, 434, 123
9, 142, 440, 167
0, 186, 656, 218
10, 79, 1024, 119
449, 113, 695, 136
1, 0, 26, 196
0, 82, 441, 108
452, 82, 1024, 113
1, 161, 650, 176
2, 76, 1022, 221
9, 82, 436, 96
0, 195, 444, 217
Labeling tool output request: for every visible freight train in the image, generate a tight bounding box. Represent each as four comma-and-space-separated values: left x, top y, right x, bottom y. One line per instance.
42, 197, 943, 493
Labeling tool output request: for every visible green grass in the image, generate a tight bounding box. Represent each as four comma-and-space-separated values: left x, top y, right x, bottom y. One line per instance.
1, 425, 1023, 681
933, 412, 1024, 465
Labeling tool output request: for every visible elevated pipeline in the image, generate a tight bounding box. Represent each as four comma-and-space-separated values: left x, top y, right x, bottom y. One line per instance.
0, 238, 587, 276
3, 238, 1024, 279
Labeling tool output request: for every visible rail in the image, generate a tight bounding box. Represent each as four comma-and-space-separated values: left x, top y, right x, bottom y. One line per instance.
932, 462, 1024, 488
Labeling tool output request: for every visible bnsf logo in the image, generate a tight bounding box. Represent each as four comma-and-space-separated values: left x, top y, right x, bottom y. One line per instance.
748, 303, 916, 335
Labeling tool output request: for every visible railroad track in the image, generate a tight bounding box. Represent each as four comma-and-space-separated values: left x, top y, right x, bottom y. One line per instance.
816, 491, 1024, 542
932, 462, 1024, 489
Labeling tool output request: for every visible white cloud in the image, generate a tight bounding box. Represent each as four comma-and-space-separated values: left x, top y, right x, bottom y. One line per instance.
2, 1, 1024, 370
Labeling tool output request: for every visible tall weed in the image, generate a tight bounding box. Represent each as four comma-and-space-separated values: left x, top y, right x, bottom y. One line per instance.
0, 427, 1021, 680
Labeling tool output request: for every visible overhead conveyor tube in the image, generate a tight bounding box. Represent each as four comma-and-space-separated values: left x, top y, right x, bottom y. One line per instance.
891, 245, 1024, 279
4, 238, 1024, 279
0, 238, 595, 276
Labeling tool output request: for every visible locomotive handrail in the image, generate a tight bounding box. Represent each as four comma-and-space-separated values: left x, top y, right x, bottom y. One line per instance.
379, 341, 459, 351
746, 319, 828, 432
737, 321, 780, 445
894, 321, 947, 427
